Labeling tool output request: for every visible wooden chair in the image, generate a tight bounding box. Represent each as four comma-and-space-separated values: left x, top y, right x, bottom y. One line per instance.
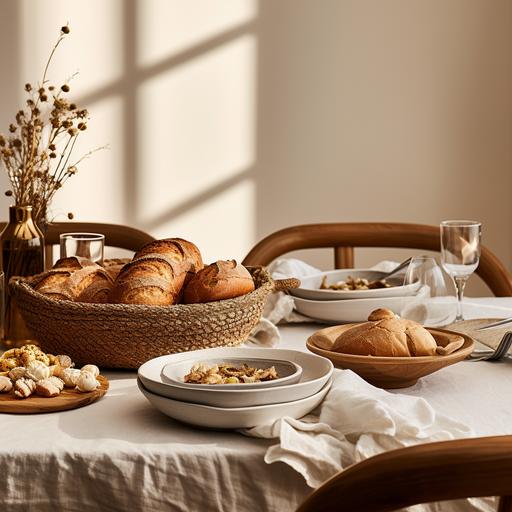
0, 221, 155, 264
297, 435, 512, 512
242, 223, 512, 297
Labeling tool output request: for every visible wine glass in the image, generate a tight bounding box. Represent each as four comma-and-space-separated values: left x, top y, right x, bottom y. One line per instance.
440, 220, 481, 322
400, 256, 457, 327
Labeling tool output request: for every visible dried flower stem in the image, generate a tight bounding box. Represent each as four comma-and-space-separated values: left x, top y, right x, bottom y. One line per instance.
0, 24, 104, 227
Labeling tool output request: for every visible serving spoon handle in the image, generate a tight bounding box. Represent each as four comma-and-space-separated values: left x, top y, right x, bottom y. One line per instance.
367, 257, 412, 287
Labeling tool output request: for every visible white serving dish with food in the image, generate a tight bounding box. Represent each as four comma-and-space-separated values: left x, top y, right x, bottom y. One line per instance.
292, 294, 405, 323
138, 347, 333, 408
137, 377, 332, 429
161, 357, 302, 390
289, 269, 420, 301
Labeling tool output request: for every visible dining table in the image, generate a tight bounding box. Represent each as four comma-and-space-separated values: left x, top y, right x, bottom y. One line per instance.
2, 297, 512, 512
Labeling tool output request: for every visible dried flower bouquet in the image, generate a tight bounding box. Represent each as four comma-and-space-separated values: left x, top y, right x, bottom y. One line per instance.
0, 24, 104, 227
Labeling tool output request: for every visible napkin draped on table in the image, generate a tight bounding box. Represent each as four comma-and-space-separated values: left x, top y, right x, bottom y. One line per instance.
243, 370, 494, 512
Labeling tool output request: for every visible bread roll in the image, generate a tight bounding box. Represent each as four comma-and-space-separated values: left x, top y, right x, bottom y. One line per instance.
332, 308, 437, 357
33, 258, 114, 303
110, 255, 187, 305
183, 260, 255, 304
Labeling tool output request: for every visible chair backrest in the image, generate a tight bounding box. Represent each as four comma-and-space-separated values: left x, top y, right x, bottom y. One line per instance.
297, 435, 512, 512
0, 221, 155, 253
242, 222, 512, 297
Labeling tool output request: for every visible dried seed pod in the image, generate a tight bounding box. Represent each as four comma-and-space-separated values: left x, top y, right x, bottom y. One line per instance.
76, 371, 99, 392
14, 378, 36, 399
81, 364, 99, 377
0, 376, 13, 393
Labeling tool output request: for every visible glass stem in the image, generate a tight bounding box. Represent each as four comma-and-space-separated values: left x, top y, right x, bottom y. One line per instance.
454, 276, 468, 322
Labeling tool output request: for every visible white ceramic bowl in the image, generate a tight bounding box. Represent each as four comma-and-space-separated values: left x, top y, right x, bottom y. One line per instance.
137, 377, 332, 429
290, 269, 420, 301
138, 347, 333, 408
293, 294, 406, 323
161, 357, 302, 390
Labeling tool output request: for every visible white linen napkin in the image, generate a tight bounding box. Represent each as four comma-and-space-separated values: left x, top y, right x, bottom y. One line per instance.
243, 370, 493, 511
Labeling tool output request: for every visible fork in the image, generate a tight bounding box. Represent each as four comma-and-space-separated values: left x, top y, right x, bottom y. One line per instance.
469, 332, 512, 362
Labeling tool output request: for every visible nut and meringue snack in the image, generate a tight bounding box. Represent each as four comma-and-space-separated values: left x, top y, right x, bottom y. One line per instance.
0, 344, 102, 400
183, 362, 279, 385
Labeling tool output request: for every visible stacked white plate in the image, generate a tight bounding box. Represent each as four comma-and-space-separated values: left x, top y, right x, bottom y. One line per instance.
290, 269, 422, 323
138, 347, 333, 429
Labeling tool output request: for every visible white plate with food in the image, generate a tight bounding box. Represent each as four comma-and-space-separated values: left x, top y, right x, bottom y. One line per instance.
138, 377, 332, 429
138, 347, 333, 408
161, 357, 302, 390
289, 269, 420, 301
293, 295, 407, 323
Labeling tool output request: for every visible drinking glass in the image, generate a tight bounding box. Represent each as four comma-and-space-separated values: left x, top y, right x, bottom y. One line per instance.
440, 220, 481, 322
400, 256, 457, 327
60, 233, 105, 265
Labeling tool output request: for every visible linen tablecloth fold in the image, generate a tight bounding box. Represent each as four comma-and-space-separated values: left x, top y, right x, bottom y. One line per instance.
243, 370, 494, 512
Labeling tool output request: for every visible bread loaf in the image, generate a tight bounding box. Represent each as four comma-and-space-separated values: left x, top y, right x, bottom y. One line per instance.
34, 258, 114, 304
110, 255, 187, 305
111, 238, 203, 305
332, 308, 437, 357
183, 260, 255, 304
134, 238, 203, 273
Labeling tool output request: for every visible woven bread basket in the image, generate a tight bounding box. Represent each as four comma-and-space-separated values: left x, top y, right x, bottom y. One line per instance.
10, 267, 299, 369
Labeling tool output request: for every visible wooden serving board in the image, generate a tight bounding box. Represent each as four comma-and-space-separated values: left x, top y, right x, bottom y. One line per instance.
0, 375, 109, 414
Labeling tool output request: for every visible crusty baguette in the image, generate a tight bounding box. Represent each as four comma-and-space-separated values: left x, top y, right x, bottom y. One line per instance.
110, 255, 187, 305
134, 238, 203, 273
183, 260, 255, 304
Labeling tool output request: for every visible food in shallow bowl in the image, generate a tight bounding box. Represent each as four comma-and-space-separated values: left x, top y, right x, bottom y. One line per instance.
290, 269, 420, 301
137, 377, 332, 429
306, 308, 474, 388
161, 357, 302, 390
138, 347, 334, 408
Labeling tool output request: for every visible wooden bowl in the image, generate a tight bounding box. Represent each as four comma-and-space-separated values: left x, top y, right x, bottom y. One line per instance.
306, 324, 474, 389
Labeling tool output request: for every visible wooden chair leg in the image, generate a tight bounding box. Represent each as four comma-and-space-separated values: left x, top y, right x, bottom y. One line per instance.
498, 496, 512, 512
334, 246, 354, 269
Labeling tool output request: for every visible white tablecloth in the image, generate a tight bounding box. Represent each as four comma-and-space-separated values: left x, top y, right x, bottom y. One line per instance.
2, 298, 512, 511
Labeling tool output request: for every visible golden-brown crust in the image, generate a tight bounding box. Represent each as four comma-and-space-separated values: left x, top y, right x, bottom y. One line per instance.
52, 256, 97, 271
183, 260, 255, 304
110, 256, 186, 305
332, 310, 437, 357
33, 264, 113, 304
134, 238, 203, 273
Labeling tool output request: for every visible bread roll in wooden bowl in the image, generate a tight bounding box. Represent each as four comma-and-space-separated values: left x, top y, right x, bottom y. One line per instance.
307, 309, 474, 389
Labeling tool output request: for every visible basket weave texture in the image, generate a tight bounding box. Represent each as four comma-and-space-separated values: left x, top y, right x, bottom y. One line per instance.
11, 267, 299, 369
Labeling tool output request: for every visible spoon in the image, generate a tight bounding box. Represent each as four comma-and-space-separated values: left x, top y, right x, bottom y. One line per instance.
367, 257, 412, 288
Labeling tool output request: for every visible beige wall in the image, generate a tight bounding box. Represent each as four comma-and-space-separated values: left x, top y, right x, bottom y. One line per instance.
0, 0, 511, 294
